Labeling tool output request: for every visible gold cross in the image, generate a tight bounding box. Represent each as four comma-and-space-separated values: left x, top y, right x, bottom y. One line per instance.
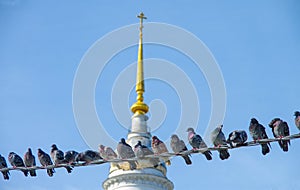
137, 12, 147, 33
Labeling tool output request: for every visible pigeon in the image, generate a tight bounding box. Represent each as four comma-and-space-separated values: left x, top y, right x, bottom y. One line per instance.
8, 152, 28, 176
116, 138, 137, 170
170, 134, 192, 165
151, 136, 171, 165
99, 145, 117, 161
210, 125, 230, 160
187, 128, 212, 160
269, 118, 290, 152
227, 130, 248, 148
134, 141, 159, 167
64, 150, 78, 164
75, 150, 102, 164
50, 144, 72, 173
24, 148, 37, 177
294, 111, 300, 131
37, 148, 55, 177
249, 118, 271, 155
0, 154, 9, 180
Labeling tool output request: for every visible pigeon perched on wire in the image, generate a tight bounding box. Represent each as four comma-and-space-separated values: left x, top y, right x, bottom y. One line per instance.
117, 138, 137, 170
99, 144, 120, 169
64, 150, 78, 164
50, 144, 72, 173
24, 148, 37, 177
294, 111, 300, 131
134, 141, 159, 167
75, 150, 102, 164
210, 125, 230, 160
38, 148, 55, 177
227, 130, 248, 148
99, 145, 117, 161
269, 118, 290, 152
170, 134, 192, 165
8, 152, 28, 176
0, 154, 9, 180
152, 136, 171, 166
249, 118, 271, 155
187, 128, 212, 160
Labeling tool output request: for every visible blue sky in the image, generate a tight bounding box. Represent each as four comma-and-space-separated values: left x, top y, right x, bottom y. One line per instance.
1, 0, 300, 190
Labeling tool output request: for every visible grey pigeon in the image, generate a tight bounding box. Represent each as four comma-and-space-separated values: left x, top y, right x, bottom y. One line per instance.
50, 144, 72, 173
37, 148, 55, 177
0, 154, 9, 180
187, 128, 212, 160
152, 136, 171, 166
227, 130, 248, 148
117, 138, 137, 170
210, 125, 230, 160
8, 152, 28, 176
170, 134, 192, 165
99, 145, 117, 161
75, 150, 102, 164
134, 141, 159, 167
64, 150, 78, 164
269, 118, 290, 152
294, 111, 300, 131
249, 118, 271, 155
24, 148, 37, 177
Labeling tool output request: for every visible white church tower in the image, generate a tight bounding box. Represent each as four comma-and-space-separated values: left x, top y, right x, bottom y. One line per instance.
102, 13, 174, 190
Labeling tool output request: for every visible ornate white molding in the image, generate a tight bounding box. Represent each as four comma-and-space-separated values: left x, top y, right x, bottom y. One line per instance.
103, 172, 174, 190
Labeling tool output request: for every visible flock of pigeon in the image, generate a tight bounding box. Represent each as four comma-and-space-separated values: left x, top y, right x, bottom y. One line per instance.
1, 112, 300, 180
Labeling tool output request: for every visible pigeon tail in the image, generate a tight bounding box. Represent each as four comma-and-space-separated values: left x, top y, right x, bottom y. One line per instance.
65, 166, 73, 173
219, 150, 230, 160
281, 141, 289, 152
182, 155, 192, 165
47, 168, 55, 177
129, 161, 137, 170
1, 171, 9, 180
29, 170, 37, 177
203, 151, 212, 160
261, 144, 270, 155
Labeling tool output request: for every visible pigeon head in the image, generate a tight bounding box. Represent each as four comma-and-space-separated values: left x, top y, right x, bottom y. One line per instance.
171, 134, 179, 141
120, 138, 126, 143
28, 148, 32, 154
134, 141, 142, 148
186, 128, 195, 133
250, 118, 258, 124
8, 152, 15, 158
269, 118, 281, 128
294, 111, 300, 117
152, 136, 160, 144
99, 144, 105, 150
51, 144, 58, 150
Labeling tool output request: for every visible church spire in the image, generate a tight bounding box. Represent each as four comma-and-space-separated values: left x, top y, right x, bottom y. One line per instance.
130, 12, 149, 114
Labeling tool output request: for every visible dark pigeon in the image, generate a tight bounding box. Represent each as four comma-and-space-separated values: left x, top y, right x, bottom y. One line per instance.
99, 145, 117, 161
170, 134, 192, 165
152, 136, 171, 166
64, 150, 78, 164
187, 128, 212, 160
269, 118, 290, 152
249, 118, 271, 155
294, 111, 300, 131
116, 138, 137, 170
210, 125, 230, 160
75, 150, 102, 164
24, 148, 37, 177
0, 154, 9, 180
227, 130, 248, 148
134, 141, 159, 167
37, 148, 55, 177
50, 144, 72, 173
8, 152, 28, 176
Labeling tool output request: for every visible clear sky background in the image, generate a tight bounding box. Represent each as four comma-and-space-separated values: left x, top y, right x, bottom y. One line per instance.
1, 0, 300, 190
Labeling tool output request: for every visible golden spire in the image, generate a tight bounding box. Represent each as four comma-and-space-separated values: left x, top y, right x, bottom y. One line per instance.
130, 12, 149, 114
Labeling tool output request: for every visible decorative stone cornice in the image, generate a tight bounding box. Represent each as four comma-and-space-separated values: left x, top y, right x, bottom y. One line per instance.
103, 173, 174, 190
